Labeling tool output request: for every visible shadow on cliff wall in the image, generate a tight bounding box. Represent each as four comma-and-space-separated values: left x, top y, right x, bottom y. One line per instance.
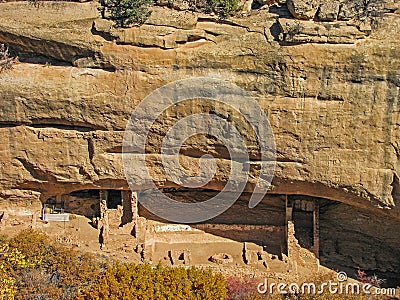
319, 201, 400, 287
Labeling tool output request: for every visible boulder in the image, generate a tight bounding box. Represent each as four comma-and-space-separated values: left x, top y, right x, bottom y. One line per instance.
317, 1, 340, 21
287, 0, 320, 20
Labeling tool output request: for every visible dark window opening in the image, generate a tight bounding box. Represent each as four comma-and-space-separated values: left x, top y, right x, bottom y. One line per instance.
293, 210, 314, 249
107, 190, 122, 209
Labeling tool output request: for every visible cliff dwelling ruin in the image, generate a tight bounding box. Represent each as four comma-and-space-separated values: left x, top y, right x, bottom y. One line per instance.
35, 187, 400, 286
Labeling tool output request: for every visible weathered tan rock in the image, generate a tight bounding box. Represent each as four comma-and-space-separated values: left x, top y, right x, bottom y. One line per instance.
287, 0, 320, 20
0, 1, 398, 229
145, 7, 198, 30
337, 1, 359, 20
93, 20, 211, 49
278, 18, 368, 44
317, 2, 340, 21
0, 2, 103, 64
287, 0, 399, 22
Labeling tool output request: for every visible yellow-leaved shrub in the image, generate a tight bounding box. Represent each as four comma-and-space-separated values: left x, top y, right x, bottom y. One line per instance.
78, 263, 227, 300
0, 243, 31, 300
0, 230, 228, 299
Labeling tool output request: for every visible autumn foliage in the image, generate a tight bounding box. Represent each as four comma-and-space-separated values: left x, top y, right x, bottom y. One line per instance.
0, 230, 227, 300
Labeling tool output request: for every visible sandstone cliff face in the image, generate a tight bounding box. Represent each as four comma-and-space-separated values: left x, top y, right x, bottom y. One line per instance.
1, 1, 399, 210
0, 0, 399, 281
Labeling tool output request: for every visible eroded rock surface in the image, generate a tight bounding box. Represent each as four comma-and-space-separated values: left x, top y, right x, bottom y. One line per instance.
0, 0, 399, 282
0, 1, 398, 211
287, 0, 320, 20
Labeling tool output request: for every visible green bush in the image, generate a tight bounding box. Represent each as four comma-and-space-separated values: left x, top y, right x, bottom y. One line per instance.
187, 0, 240, 17
103, 0, 154, 28
210, 0, 240, 17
